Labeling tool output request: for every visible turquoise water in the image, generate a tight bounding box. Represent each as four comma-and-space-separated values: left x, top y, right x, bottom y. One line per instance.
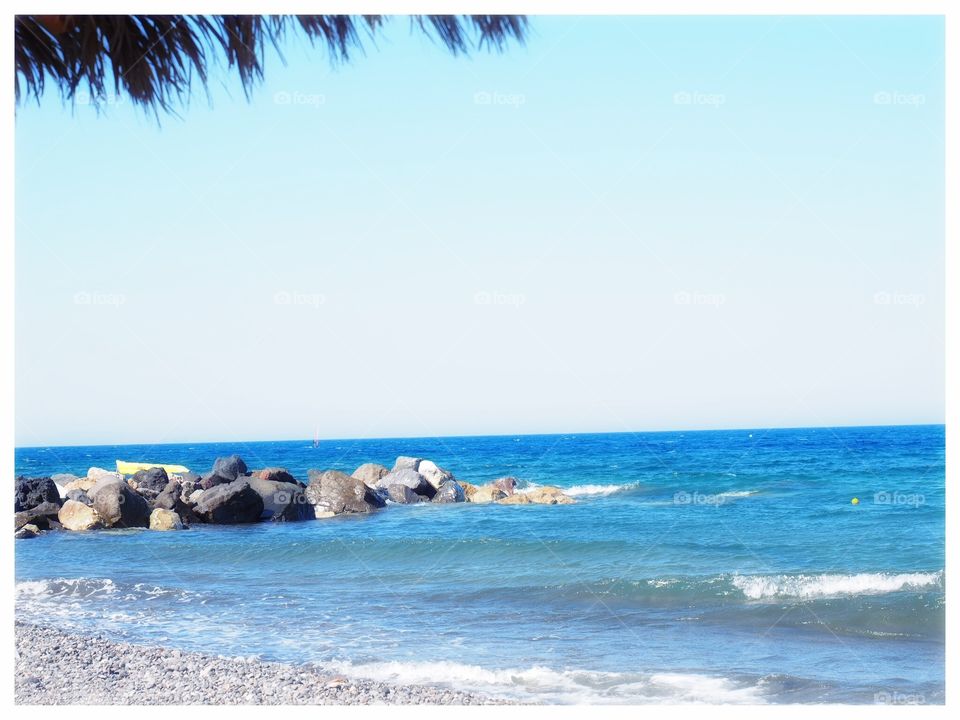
15, 425, 944, 703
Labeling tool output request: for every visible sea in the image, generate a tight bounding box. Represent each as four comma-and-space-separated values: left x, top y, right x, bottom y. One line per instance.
14, 425, 945, 704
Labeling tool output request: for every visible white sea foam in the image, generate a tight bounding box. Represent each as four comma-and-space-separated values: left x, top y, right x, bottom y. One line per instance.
518, 482, 638, 498
732, 571, 943, 600
322, 658, 767, 704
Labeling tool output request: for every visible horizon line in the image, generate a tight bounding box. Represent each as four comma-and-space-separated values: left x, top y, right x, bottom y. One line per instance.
14, 421, 945, 451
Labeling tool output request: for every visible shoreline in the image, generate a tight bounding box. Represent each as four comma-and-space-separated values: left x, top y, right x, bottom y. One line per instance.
14, 622, 515, 705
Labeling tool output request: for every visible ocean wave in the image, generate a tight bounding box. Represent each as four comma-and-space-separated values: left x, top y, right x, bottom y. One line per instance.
517, 481, 640, 498
322, 658, 767, 704
731, 571, 943, 600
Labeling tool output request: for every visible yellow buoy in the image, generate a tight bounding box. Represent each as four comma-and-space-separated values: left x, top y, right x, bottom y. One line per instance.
851, 497, 860, 505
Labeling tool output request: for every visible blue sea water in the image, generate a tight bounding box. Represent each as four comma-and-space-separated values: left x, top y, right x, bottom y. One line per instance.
15, 425, 944, 704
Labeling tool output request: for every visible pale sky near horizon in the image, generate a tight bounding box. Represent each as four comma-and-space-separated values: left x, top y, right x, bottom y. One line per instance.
15, 16, 944, 446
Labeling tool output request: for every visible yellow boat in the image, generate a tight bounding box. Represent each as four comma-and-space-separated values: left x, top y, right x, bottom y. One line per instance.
116, 460, 191, 476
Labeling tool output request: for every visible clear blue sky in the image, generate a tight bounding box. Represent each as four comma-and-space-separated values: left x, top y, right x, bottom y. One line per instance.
15, 16, 944, 446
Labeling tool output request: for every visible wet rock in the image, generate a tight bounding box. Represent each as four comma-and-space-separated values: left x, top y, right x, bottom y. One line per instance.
374, 469, 435, 498
15, 524, 40, 539
149, 508, 183, 531
246, 477, 313, 521
305, 470, 385, 515
65, 489, 93, 506
89, 479, 151, 528
497, 493, 532, 505
131, 467, 169, 494
14, 477, 61, 512
526, 486, 575, 505
194, 479, 263, 524
469, 485, 507, 504
493, 476, 518, 497
15, 501, 63, 530
58, 500, 103, 531
432, 480, 466, 504
254, 467, 302, 487
384, 484, 424, 504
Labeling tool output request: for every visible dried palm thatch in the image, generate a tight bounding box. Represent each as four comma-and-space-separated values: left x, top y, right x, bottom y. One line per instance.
15, 15, 527, 113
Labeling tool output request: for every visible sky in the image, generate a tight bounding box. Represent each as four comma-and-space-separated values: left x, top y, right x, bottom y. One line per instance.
14, 16, 945, 446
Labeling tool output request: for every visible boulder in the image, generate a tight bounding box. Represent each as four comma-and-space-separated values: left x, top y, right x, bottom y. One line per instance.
526, 486, 575, 505
58, 500, 103, 531
14, 501, 63, 530
459, 481, 479, 499
418, 460, 454, 490
177, 472, 202, 501
153, 480, 183, 511
212, 455, 248, 480
469, 485, 507, 504
254, 467, 302, 487
384, 484, 424, 504
193, 479, 263, 524
89, 478, 151, 528
352, 463, 390, 488
493, 476, 518, 496
131, 467, 169, 494
14, 476, 61, 512
392, 456, 422, 472
497, 493, 532, 505
88, 467, 123, 483
15, 524, 40, 539
188, 489, 204, 505
149, 508, 184, 531
305, 470, 385, 515
374, 469, 435, 498
246, 477, 313, 521
432, 480, 466, 504
200, 472, 230, 490
65, 489, 93, 506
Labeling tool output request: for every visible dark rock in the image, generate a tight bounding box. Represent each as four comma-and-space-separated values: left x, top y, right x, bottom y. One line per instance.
246, 477, 313, 521
384, 484, 425, 504
212, 455, 247, 481
194, 479, 263, 524
375, 469, 435, 498
14, 501, 62, 531
14, 477, 61, 512
15, 524, 40, 539
89, 479, 151, 528
65, 489, 93, 506
432, 480, 466, 504
493, 476, 518, 497
152, 481, 198, 524
199, 473, 230, 490
305, 470, 385, 515
131, 467, 169, 493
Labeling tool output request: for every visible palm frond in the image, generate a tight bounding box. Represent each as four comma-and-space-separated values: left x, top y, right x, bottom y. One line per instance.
15, 14, 528, 113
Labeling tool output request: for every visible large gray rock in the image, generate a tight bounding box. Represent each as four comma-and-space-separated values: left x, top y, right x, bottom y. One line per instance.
246, 477, 313, 521
131, 467, 169, 494
65, 489, 93, 506
194, 479, 263, 524
384, 484, 425, 504
14, 477, 61, 512
351, 463, 390, 488
15, 524, 40, 539
392, 456, 422, 472
89, 478, 151, 528
417, 460, 454, 490
153, 481, 198, 525
200, 455, 248, 490
375, 468, 435, 498
149, 508, 183, 531
305, 470, 385, 515
432, 480, 466, 504
14, 501, 62, 531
